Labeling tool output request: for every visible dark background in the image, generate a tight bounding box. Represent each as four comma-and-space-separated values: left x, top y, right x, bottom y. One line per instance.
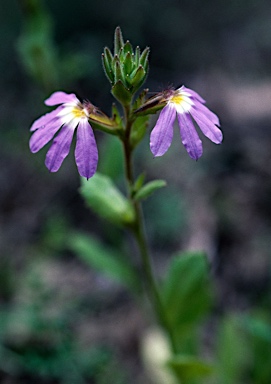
0, 0, 270, 383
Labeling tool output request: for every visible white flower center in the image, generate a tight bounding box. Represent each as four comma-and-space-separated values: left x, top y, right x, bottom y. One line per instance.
169, 92, 193, 114
58, 101, 93, 126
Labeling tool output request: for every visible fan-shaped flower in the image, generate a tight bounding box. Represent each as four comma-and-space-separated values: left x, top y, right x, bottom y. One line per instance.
29, 91, 98, 179
150, 86, 222, 160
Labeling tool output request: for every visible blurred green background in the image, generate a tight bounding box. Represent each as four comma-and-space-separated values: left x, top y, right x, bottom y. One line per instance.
0, 0, 271, 383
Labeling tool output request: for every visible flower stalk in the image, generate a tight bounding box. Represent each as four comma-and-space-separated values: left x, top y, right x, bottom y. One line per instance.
121, 101, 178, 354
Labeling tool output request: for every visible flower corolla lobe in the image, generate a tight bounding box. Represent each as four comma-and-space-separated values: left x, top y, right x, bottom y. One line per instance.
150, 86, 222, 160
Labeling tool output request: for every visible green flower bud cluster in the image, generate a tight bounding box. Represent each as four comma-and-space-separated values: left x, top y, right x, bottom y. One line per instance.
102, 27, 149, 105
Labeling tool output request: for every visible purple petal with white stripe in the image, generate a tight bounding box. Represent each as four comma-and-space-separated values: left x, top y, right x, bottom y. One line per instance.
177, 112, 203, 160
180, 86, 206, 104
150, 104, 176, 157
29, 121, 63, 153
75, 119, 98, 179
189, 107, 223, 144
191, 101, 220, 126
30, 107, 63, 131
45, 124, 75, 172
45, 91, 78, 106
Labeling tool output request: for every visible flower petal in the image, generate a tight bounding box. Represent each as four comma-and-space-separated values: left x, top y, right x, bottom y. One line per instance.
191, 100, 220, 126
75, 119, 98, 179
45, 91, 78, 106
30, 107, 63, 131
150, 104, 176, 157
189, 107, 223, 144
177, 112, 203, 160
29, 121, 62, 153
180, 86, 206, 104
45, 123, 75, 172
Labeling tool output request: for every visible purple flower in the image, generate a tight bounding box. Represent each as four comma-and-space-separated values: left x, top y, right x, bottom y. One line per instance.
150, 86, 222, 160
29, 91, 98, 179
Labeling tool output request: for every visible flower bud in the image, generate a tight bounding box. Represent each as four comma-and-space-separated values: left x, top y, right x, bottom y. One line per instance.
102, 27, 150, 102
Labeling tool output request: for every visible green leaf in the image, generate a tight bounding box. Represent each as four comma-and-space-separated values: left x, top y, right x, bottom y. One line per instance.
139, 47, 150, 69
161, 252, 212, 339
67, 232, 140, 292
133, 173, 146, 193
123, 40, 134, 55
215, 315, 248, 384
123, 52, 134, 75
130, 114, 149, 147
111, 103, 123, 126
167, 355, 213, 383
130, 65, 146, 87
102, 47, 114, 83
134, 180, 167, 201
104, 47, 113, 65
111, 80, 132, 105
119, 42, 134, 64
113, 58, 126, 84
114, 26, 124, 55
132, 88, 149, 111
239, 314, 271, 383
80, 173, 135, 226
134, 46, 140, 66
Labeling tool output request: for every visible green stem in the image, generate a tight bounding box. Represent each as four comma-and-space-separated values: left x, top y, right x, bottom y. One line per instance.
123, 105, 134, 190
122, 104, 178, 354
